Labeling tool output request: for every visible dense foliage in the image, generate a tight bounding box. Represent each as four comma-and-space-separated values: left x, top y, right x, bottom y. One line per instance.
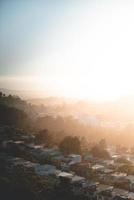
0, 104, 29, 129
59, 136, 81, 155
35, 129, 53, 147
90, 139, 110, 159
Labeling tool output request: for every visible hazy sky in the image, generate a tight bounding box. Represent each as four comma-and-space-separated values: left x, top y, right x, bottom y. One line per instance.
1, 0, 134, 100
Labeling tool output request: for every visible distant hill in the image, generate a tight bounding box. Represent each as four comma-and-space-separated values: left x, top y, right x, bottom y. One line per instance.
0, 88, 75, 105
0, 88, 46, 99
27, 97, 75, 106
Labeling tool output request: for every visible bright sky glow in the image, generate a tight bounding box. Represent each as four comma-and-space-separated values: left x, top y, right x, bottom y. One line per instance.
1, 0, 134, 101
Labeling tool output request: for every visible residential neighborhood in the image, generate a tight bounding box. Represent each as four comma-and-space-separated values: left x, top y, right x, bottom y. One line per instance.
1, 126, 134, 200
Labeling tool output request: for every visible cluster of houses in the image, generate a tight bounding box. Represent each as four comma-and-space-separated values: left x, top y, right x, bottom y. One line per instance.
1, 128, 134, 199
2, 152, 134, 200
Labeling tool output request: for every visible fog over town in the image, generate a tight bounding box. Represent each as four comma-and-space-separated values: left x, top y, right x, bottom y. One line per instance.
1, 0, 134, 200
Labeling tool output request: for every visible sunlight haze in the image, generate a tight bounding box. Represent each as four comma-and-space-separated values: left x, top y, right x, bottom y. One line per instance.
1, 0, 134, 101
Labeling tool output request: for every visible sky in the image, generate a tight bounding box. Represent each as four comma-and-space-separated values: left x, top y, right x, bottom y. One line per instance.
1, 0, 134, 101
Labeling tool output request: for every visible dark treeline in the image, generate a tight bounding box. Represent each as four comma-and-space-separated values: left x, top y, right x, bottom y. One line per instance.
0, 104, 29, 129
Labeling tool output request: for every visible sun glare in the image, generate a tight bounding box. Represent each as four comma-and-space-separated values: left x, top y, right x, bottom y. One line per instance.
1, 1, 134, 101
36, 1, 134, 101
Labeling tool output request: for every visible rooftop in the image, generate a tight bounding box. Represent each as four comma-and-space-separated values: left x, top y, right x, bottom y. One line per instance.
111, 172, 127, 178
92, 164, 104, 170
35, 164, 57, 176
58, 172, 73, 179
126, 175, 134, 182
112, 188, 128, 198
71, 175, 85, 183
97, 184, 113, 192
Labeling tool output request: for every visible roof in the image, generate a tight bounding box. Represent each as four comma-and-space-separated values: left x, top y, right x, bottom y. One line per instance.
103, 169, 114, 174
126, 175, 134, 182
71, 175, 85, 183
97, 184, 113, 193
128, 192, 134, 200
40, 148, 62, 157
52, 155, 64, 160
8, 157, 37, 168
58, 172, 73, 179
111, 172, 127, 178
9, 157, 25, 165
69, 154, 81, 158
92, 164, 104, 170
102, 160, 114, 165
35, 164, 56, 176
112, 188, 128, 198
55, 170, 62, 176
32, 145, 43, 149
88, 181, 99, 187
13, 141, 24, 144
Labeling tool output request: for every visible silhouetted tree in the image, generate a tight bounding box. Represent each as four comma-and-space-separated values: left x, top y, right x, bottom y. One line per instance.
99, 138, 107, 149
91, 145, 110, 159
59, 136, 81, 155
0, 104, 29, 129
35, 129, 52, 147
0, 92, 2, 98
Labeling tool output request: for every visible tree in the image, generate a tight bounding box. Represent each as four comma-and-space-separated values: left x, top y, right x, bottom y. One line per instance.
35, 129, 52, 147
59, 136, 81, 155
90, 145, 110, 159
90, 138, 110, 159
80, 136, 89, 153
0, 92, 2, 98
0, 104, 29, 129
99, 139, 107, 149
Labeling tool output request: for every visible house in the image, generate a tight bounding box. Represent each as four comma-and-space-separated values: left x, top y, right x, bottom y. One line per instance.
71, 175, 86, 196
37, 148, 62, 162
96, 184, 113, 200
58, 171, 74, 185
84, 154, 93, 162
61, 162, 70, 171
128, 192, 134, 200
98, 169, 114, 184
71, 175, 85, 184
92, 164, 105, 172
101, 160, 114, 167
8, 157, 27, 166
110, 172, 128, 190
68, 154, 82, 165
40, 148, 61, 157
34, 164, 57, 176
126, 176, 134, 192
86, 181, 99, 199
58, 171, 73, 178
6, 157, 38, 174
112, 188, 129, 200
111, 172, 127, 181
51, 155, 65, 168
70, 162, 90, 177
